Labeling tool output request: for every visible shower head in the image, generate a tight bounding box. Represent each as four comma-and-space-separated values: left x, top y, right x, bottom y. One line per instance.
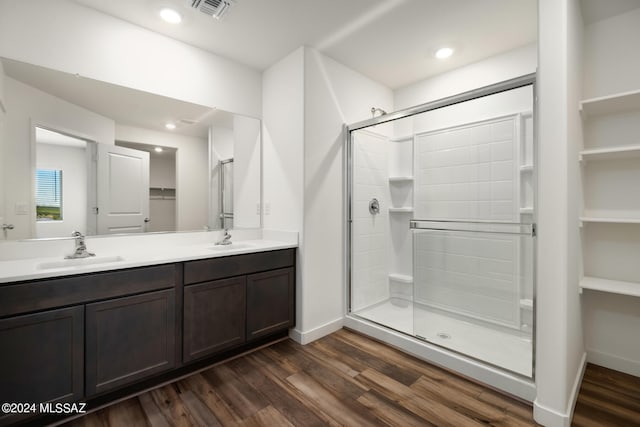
371, 107, 387, 117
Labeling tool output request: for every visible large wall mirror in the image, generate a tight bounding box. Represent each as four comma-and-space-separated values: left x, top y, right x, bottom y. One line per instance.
0, 57, 261, 240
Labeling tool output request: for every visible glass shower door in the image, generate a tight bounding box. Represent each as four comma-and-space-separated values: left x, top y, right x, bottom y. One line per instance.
411, 221, 535, 377
411, 102, 535, 378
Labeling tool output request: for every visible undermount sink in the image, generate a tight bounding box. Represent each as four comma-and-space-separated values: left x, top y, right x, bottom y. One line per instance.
208, 242, 256, 251
36, 255, 126, 270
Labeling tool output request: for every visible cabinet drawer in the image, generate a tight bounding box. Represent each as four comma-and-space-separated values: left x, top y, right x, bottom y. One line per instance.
86, 289, 176, 396
0, 264, 176, 318
184, 249, 294, 285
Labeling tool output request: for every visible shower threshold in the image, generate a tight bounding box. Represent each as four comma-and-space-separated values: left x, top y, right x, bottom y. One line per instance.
352, 299, 532, 378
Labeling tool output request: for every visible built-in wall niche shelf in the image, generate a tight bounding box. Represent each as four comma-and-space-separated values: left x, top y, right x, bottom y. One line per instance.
389, 176, 414, 183
578, 144, 640, 162
580, 89, 640, 118
520, 164, 533, 173
389, 207, 414, 213
580, 276, 640, 298
150, 187, 176, 200
519, 299, 533, 310
388, 273, 413, 284
520, 208, 534, 215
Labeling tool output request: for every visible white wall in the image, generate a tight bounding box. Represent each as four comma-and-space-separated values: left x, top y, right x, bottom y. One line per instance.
534, 0, 586, 426
301, 48, 393, 341
583, 7, 640, 98
394, 43, 537, 111
262, 48, 304, 234
4, 77, 115, 239
0, 0, 262, 118
35, 143, 87, 238
115, 125, 208, 232
262, 47, 305, 336
351, 130, 390, 311
149, 154, 176, 190
233, 115, 261, 229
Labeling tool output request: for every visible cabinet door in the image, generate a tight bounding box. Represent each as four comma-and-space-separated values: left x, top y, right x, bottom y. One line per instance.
0, 306, 83, 425
86, 289, 175, 396
246, 267, 295, 341
183, 277, 246, 363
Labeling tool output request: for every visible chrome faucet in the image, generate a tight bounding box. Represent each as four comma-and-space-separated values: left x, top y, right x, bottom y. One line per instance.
215, 228, 232, 246
65, 231, 95, 259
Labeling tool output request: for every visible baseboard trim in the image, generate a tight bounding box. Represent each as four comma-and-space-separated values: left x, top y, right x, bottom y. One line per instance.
533, 351, 587, 427
587, 349, 640, 377
289, 317, 344, 345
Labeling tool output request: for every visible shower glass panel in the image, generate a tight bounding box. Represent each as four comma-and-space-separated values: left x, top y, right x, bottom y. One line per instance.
220, 159, 234, 229
349, 82, 535, 378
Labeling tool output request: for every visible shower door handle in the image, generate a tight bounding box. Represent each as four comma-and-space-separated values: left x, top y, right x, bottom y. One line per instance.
409, 219, 536, 237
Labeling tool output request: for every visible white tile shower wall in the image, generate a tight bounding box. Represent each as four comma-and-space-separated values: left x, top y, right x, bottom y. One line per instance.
414, 231, 520, 328
351, 131, 390, 311
413, 116, 522, 327
415, 116, 519, 222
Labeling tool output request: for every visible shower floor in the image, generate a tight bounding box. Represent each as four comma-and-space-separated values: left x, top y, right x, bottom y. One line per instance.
353, 299, 532, 377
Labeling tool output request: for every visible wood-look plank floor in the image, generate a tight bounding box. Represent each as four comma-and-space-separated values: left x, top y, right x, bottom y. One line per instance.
60, 329, 637, 427
572, 364, 640, 427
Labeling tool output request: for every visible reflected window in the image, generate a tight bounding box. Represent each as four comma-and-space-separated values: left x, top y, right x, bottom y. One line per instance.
36, 169, 63, 221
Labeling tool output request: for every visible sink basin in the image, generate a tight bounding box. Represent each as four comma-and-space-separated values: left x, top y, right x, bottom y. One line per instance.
208, 242, 256, 251
37, 255, 126, 270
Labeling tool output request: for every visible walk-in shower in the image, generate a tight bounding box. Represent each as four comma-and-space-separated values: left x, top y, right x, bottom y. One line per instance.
345, 75, 537, 400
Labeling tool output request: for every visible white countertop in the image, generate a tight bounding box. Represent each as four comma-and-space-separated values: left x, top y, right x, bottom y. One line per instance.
0, 230, 298, 284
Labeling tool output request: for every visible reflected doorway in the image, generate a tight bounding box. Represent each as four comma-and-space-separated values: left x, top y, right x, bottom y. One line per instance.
117, 141, 177, 232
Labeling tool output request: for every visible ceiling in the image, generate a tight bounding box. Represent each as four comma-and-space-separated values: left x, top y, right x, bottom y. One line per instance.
72, 0, 538, 89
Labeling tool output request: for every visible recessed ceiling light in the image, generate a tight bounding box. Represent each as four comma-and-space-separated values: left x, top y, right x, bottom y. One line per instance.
160, 8, 182, 24
165, 122, 176, 130
435, 47, 454, 59
154, 147, 164, 153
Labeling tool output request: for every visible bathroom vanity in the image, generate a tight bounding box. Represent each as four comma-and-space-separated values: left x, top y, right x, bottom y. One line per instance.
0, 240, 296, 426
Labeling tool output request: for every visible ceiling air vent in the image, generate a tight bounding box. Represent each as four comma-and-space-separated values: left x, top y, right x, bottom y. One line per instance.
191, 0, 236, 20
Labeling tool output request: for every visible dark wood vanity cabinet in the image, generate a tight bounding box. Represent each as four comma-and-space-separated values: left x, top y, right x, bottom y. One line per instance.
183, 277, 246, 363
0, 247, 295, 424
182, 249, 296, 363
0, 306, 84, 425
85, 289, 176, 395
247, 268, 295, 341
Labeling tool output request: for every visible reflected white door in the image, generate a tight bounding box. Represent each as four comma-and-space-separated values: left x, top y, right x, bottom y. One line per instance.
97, 144, 149, 234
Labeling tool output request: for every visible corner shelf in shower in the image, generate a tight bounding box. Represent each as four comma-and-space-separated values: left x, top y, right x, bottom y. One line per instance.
389, 207, 414, 213
389, 176, 414, 182
580, 276, 640, 298
388, 273, 413, 284
520, 207, 534, 215
579, 88, 640, 118
578, 144, 640, 162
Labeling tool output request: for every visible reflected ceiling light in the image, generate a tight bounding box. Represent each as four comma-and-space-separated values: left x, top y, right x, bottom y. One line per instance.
160, 8, 182, 24
154, 147, 164, 153
435, 47, 454, 59
165, 122, 176, 130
